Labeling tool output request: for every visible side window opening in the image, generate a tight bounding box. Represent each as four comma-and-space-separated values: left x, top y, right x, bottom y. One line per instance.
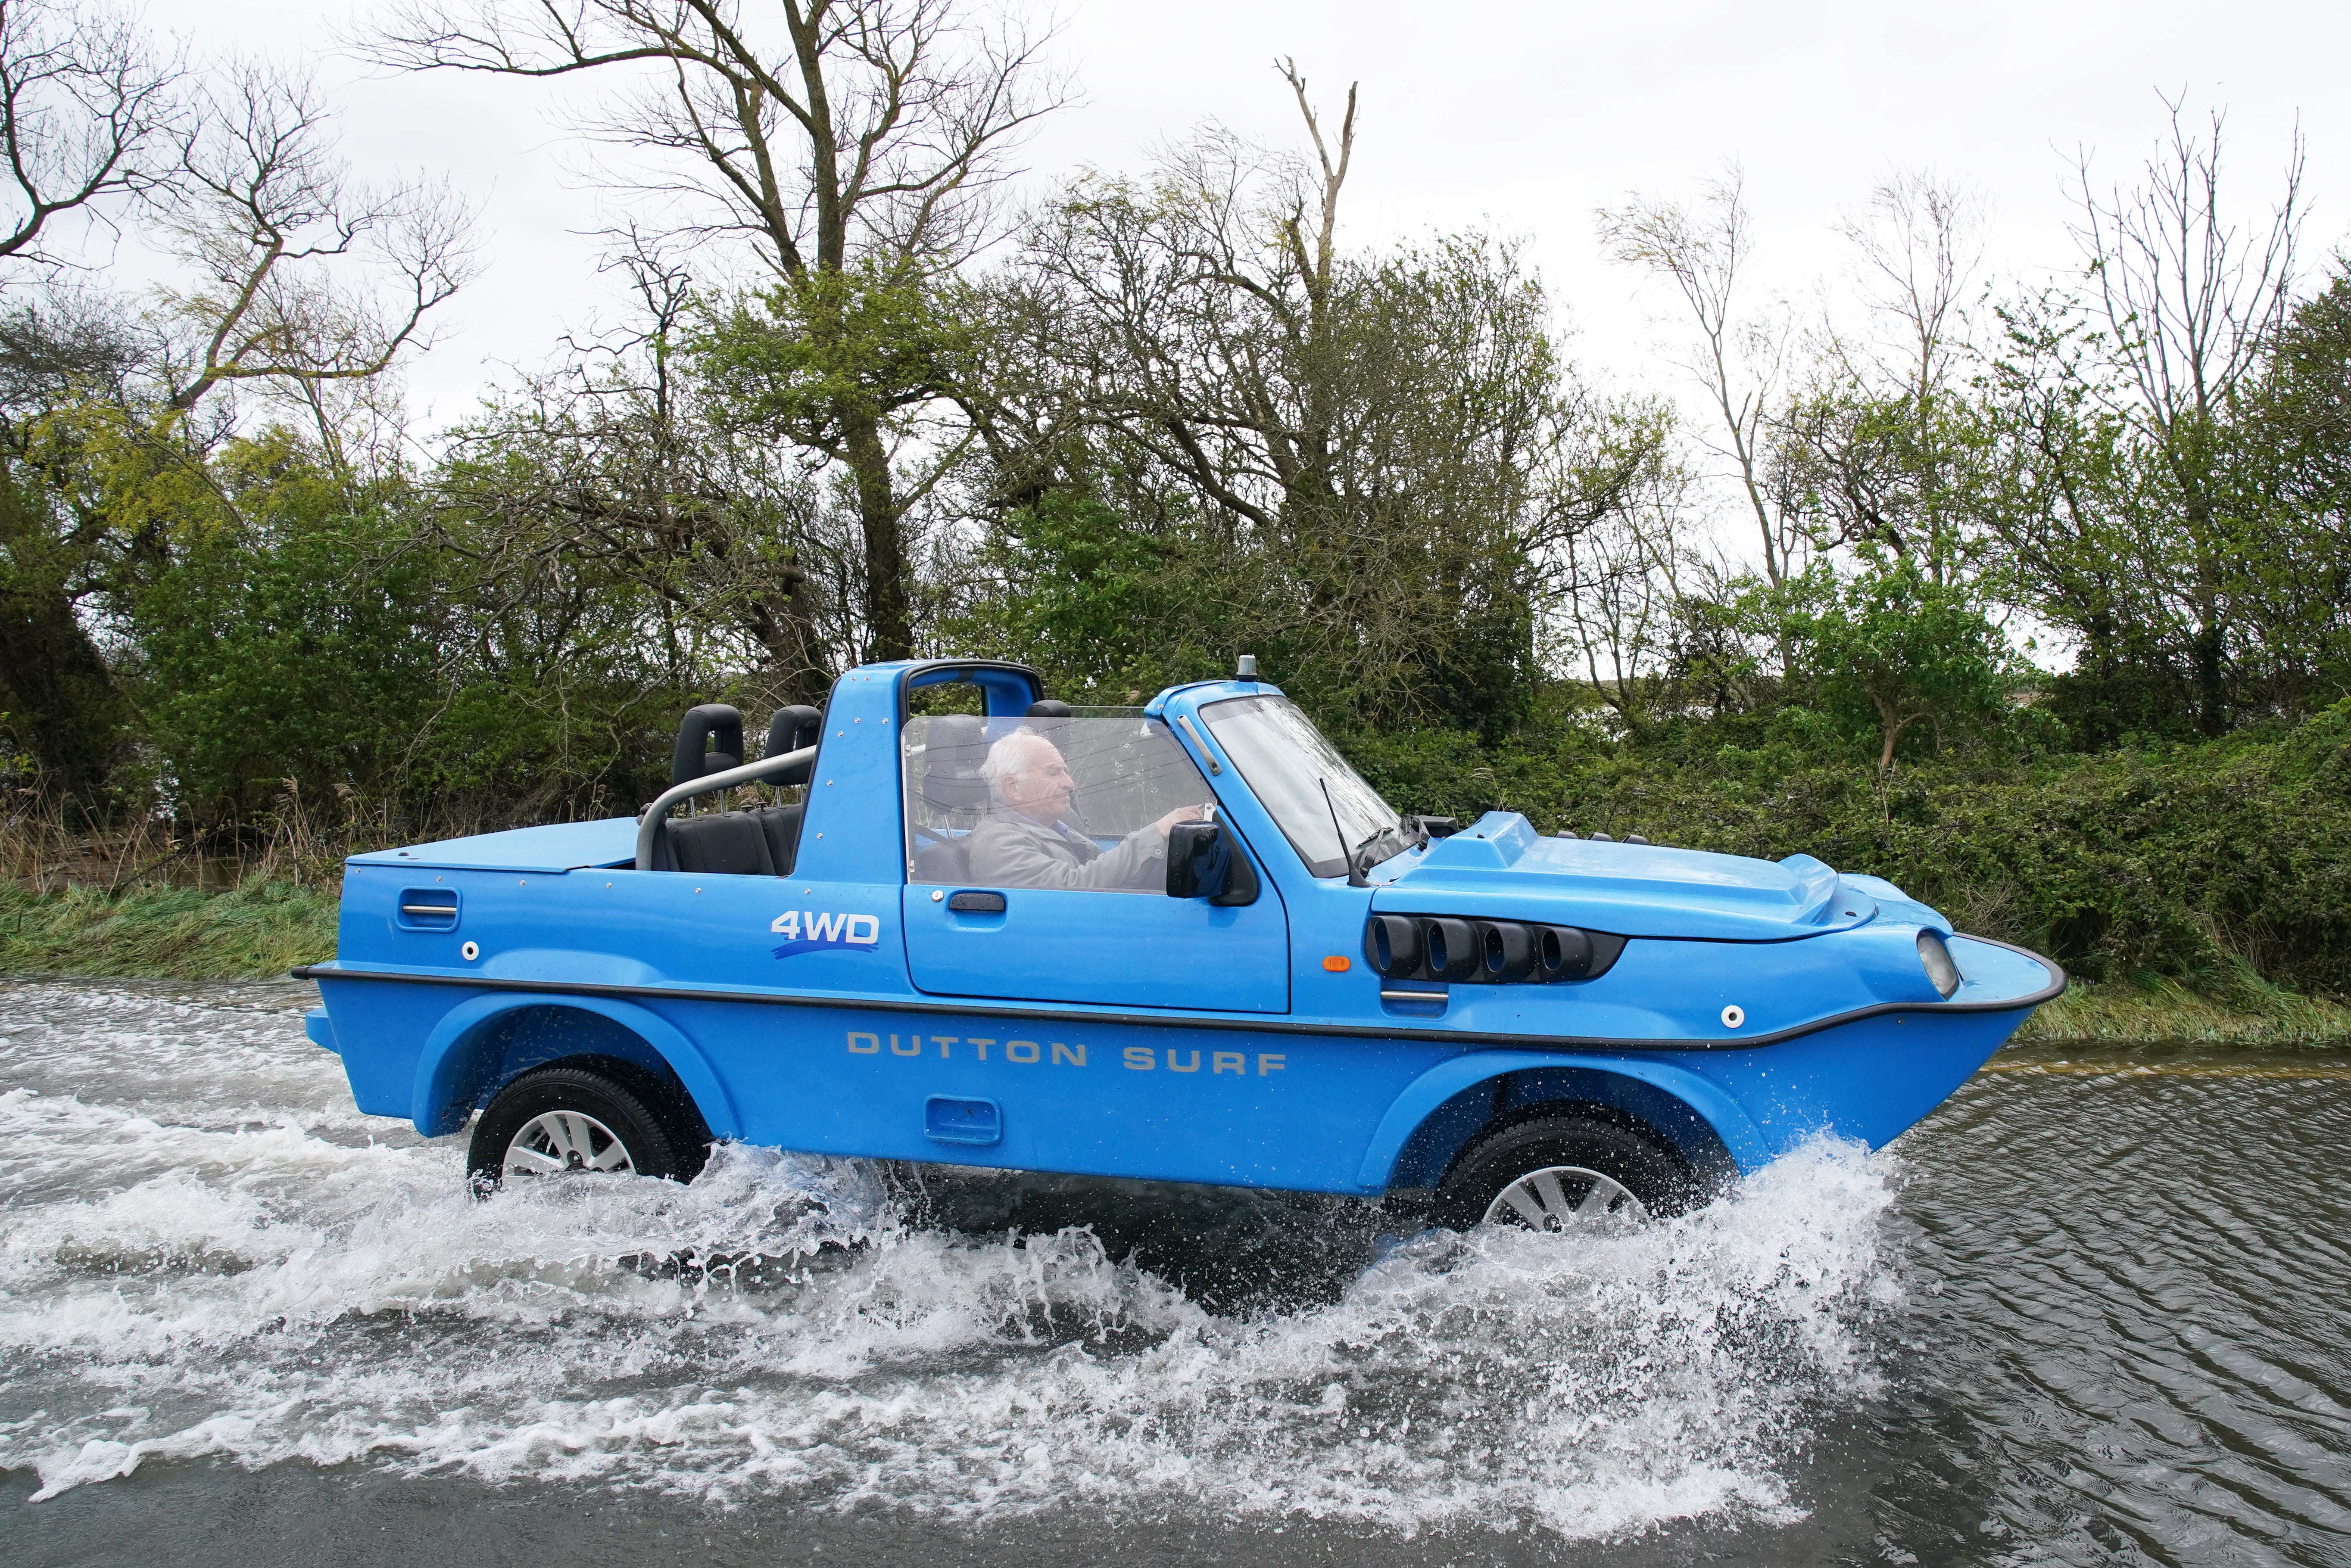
903, 707, 1214, 893
906, 681, 984, 720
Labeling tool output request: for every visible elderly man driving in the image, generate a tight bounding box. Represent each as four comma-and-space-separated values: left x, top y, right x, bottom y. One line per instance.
967, 729, 1210, 890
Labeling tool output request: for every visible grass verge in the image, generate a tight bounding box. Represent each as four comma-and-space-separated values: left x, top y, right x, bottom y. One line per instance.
2014, 970, 2351, 1048
0, 881, 339, 982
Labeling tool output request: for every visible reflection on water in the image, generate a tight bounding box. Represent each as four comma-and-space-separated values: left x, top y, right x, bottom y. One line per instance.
1873, 1043, 2351, 1563
0, 981, 2345, 1563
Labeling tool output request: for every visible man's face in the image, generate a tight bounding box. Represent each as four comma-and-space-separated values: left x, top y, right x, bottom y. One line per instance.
1001, 739, 1075, 820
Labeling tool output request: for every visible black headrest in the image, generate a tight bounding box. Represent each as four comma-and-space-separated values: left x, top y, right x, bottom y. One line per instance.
1026, 700, 1072, 718
765, 703, 822, 758
672, 704, 744, 787
920, 714, 991, 815
928, 712, 985, 757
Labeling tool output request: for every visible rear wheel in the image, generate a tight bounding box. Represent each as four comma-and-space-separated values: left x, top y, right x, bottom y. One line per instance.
1433, 1113, 1696, 1232
467, 1064, 698, 1193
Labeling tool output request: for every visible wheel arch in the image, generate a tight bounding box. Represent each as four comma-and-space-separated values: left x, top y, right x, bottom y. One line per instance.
1359, 1051, 1762, 1197
408, 993, 740, 1140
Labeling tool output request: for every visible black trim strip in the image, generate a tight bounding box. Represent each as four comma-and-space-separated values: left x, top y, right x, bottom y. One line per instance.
291, 935, 2064, 1055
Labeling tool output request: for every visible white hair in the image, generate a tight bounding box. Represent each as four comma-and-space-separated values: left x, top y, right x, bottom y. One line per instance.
980, 729, 1062, 805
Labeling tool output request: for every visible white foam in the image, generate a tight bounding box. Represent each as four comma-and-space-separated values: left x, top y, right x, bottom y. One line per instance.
0, 980, 1903, 1537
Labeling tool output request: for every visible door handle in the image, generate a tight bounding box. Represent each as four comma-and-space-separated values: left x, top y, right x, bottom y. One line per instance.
946, 890, 1006, 913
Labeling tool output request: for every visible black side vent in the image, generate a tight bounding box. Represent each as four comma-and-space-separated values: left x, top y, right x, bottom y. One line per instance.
1363, 914, 1625, 986
397, 890, 460, 931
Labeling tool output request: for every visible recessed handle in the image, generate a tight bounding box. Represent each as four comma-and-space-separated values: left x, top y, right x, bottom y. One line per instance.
946, 890, 1006, 913
396, 889, 460, 930
925, 1095, 1001, 1146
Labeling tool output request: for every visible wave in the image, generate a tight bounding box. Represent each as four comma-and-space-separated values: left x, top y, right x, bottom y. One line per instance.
0, 981, 1899, 1539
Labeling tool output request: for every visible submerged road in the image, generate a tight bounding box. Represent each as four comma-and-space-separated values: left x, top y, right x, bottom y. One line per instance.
1, 979, 2346, 1566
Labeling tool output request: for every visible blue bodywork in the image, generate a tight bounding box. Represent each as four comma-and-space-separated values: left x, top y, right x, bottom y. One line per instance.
302, 660, 2064, 1198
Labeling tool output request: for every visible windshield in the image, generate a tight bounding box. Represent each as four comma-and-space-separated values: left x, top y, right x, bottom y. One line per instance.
1200, 694, 1401, 877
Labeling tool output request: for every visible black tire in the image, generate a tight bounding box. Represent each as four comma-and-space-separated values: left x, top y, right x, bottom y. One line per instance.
466, 1063, 702, 1193
1432, 1111, 1698, 1232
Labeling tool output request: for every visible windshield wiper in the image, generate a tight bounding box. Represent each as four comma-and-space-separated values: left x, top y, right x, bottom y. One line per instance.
1351, 824, 1413, 876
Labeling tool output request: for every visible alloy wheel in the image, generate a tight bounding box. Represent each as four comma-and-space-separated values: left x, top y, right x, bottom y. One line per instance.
1481, 1164, 1649, 1230
502, 1110, 637, 1178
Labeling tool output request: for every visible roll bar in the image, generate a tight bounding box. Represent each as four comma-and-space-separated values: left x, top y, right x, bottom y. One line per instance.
634, 744, 817, 871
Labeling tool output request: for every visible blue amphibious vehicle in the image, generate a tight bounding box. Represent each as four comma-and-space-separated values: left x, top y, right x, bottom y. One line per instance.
300, 659, 2064, 1230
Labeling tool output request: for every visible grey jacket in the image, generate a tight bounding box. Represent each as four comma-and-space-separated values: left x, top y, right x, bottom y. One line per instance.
965, 809, 1164, 892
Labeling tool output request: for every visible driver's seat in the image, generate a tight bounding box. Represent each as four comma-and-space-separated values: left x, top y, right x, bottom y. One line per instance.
914, 714, 989, 882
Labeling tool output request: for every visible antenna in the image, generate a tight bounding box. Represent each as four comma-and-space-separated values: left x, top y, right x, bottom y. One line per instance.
1318, 777, 1369, 888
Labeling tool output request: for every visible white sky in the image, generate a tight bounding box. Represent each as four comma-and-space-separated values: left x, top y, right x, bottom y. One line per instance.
141, 0, 2350, 432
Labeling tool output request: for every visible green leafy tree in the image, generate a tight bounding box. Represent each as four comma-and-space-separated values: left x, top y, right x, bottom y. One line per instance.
2068, 97, 2304, 734
1959, 292, 2191, 744
988, 69, 1646, 733
2230, 261, 2351, 710
942, 490, 1219, 699
1778, 561, 2011, 773
128, 429, 445, 823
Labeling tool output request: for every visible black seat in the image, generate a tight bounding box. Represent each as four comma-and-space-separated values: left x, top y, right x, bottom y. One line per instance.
751, 802, 804, 876
648, 701, 815, 878
667, 812, 777, 877
915, 835, 970, 883
919, 713, 991, 817
910, 713, 988, 886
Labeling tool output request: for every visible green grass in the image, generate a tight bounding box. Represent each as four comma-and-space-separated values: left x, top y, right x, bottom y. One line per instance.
2014, 970, 2351, 1048
0, 881, 340, 981
2, 880, 2345, 1048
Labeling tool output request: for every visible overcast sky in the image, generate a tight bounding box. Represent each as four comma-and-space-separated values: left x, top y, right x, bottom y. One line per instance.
142, 0, 2351, 431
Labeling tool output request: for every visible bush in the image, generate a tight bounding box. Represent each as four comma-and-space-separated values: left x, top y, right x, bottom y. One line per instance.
1345, 698, 2351, 996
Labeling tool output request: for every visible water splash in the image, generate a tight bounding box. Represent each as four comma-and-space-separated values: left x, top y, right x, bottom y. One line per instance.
0, 982, 1900, 1539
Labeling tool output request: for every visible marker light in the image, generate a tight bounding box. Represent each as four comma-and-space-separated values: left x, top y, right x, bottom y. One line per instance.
1918, 931, 1962, 998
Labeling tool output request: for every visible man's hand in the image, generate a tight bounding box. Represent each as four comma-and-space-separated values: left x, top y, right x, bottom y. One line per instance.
1151, 803, 1216, 840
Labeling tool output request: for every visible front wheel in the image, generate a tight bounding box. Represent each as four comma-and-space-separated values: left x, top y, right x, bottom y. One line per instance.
1433, 1113, 1697, 1232
467, 1064, 700, 1192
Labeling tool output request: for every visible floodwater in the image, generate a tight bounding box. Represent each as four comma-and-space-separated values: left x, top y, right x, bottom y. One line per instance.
1, 981, 2346, 1567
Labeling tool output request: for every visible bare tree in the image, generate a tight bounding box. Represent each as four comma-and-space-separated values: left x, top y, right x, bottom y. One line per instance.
1543, 412, 1693, 736
155, 60, 477, 448
428, 228, 839, 705
1598, 168, 1808, 588
2070, 93, 2303, 733
0, 0, 184, 272
1837, 173, 1984, 420
1777, 172, 1986, 579
368, 0, 1066, 663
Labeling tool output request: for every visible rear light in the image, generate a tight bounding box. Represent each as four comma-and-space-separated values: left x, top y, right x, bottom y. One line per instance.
1918, 930, 1962, 998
